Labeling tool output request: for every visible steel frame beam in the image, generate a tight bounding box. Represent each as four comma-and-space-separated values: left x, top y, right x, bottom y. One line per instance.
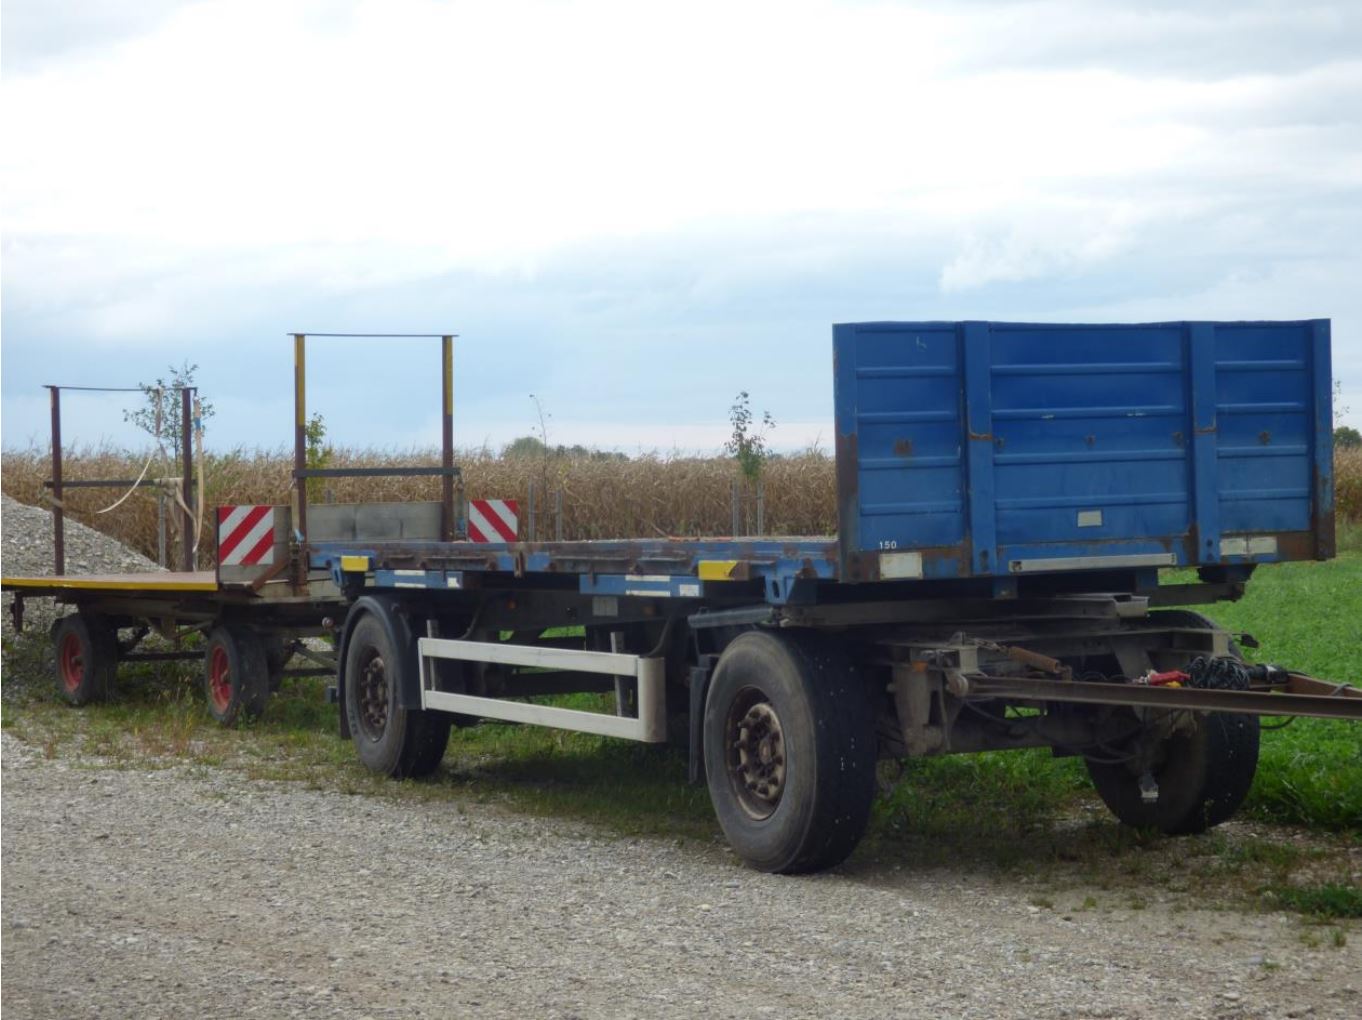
964, 673, 1362, 721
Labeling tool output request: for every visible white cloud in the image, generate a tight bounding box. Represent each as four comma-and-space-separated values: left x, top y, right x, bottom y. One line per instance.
2, 0, 1359, 439
11, 1, 1352, 292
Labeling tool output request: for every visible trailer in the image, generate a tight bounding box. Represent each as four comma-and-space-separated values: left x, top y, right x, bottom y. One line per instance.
6, 321, 1361, 873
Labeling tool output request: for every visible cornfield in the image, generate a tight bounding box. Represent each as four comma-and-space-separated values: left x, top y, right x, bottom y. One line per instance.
3, 445, 1359, 568
0, 446, 837, 567
1338, 448, 1362, 522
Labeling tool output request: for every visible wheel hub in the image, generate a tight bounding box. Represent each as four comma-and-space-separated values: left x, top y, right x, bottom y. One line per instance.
208, 645, 233, 712
357, 653, 390, 739
727, 697, 786, 819
59, 632, 84, 693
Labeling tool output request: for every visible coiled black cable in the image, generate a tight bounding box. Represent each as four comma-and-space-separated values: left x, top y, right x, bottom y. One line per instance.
1184, 655, 1251, 691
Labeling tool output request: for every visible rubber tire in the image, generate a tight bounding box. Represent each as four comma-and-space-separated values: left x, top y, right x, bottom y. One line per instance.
343, 613, 451, 779
264, 638, 292, 693
52, 613, 117, 706
203, 626, 270, 727
1086, 711, 1260, 834
1135, 608, 1245, 661
703, 631, 877, 874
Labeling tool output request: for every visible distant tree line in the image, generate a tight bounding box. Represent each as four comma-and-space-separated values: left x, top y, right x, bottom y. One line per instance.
501, 436, 630, 461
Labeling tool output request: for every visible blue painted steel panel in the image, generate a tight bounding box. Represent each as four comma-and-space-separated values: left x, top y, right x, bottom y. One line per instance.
834, 320, 1333, 579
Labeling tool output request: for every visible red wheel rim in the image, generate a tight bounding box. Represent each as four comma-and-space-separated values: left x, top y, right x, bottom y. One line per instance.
208, 645, 233, 713
59, 631, 85, 693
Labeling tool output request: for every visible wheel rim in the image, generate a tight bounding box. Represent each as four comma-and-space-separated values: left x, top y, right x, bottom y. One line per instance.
59, 631, 85, 693
356, 650, 390, 741
208, 645, 233, 713
724, 688, 787, 820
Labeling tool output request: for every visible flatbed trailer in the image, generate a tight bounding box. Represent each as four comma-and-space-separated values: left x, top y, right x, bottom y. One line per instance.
3, 565, 343, 725
6, 321, 1361, 873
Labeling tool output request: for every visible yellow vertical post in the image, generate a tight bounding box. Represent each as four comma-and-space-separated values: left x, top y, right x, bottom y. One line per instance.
293, 333, 308, 552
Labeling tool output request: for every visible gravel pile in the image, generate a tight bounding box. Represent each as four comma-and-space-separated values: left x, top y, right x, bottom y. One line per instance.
1, 492, 162, 643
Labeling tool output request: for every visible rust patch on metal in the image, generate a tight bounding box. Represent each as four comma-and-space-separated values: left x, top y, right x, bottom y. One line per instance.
835, 429, 862, 579
1313, 464, 1336, 560
1258, 430, 1271, 445
922, 542, 973, 576
893, 438, 913, 456
967, 430, 993, 442
1285, 674, 1362, 700
1272, 530, 1317, 562
843, 551, 880, 582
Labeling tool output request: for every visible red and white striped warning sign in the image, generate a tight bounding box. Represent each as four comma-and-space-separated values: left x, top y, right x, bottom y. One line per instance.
217, 506, 276, 566
467, 499, 519, 543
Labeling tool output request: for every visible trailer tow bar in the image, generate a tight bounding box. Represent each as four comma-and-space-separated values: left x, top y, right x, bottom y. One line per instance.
962, 672, 1362, 721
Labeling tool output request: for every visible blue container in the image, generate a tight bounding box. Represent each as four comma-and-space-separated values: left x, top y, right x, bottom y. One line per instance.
833, 320, 1334, 582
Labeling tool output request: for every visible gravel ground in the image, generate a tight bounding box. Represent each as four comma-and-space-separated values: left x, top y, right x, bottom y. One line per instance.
1, 493, 163, 649
3, 732, 1359, 1020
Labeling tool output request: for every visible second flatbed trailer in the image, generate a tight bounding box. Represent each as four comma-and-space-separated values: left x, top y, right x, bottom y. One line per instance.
7, 320, 1362, 873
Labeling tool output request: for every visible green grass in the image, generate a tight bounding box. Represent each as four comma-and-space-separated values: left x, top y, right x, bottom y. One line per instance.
1266, 883, 1362, 920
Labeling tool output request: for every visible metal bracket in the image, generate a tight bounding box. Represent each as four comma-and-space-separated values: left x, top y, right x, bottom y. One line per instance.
418, 638, 667, 742
687, 655, 719, 784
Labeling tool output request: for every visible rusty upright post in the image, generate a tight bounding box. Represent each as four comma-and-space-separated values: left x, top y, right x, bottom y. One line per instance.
180, 386, 194, 570
293, 334, 308, 546
441, 335, 455, 542
49, 386, 65, 575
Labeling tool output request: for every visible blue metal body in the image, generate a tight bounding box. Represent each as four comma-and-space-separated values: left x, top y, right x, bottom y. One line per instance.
311, 320, 1334, 605
834, 320, 1334, 582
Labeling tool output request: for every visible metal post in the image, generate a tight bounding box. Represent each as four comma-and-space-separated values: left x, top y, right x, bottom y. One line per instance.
455, 474, 466, 540
441, 335, 455, 542
158, 494, 167, 566
554, 489, 563, 541
610, 631, 630, 717
49, 386, 65, 575
180, 386, 194, 570
293, 334, 308, 544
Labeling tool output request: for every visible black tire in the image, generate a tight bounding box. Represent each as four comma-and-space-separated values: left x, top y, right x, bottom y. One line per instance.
1086, 711, 1260, 834
52, 613, 117, 706
702, 631, 877, 874
1087, 610, 1259, 833
264, 638, 292, 693
203, 626, 270, 727
343, 613, 451, 779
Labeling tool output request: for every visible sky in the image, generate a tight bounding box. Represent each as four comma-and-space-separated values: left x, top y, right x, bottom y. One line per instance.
2, 0, 1360, 455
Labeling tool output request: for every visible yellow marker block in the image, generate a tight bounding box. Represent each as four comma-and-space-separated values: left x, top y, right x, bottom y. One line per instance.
697, 560, 741, 581
340, 555, 370, 572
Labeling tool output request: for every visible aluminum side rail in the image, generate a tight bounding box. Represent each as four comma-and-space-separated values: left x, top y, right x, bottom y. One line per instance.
417, 638, 667, 742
